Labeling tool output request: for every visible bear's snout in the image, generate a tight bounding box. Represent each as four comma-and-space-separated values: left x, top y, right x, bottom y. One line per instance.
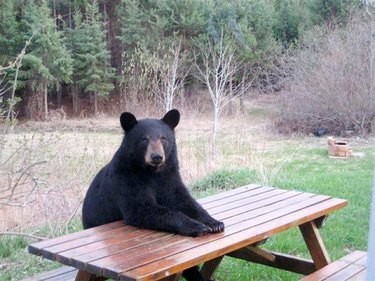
151, 153, 163, 164
145, 139, 165, 167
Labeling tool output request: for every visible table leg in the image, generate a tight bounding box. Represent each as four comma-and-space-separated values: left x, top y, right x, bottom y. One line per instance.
299, 220, 331, 270
75, 270, 107, 281
200, 256, 224, 280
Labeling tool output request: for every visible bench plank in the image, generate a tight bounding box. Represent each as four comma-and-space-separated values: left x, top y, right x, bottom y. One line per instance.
347, 269, 367, 280
21, 266, 77, 281
325, 254, 367, 281
301, 251, 367, 281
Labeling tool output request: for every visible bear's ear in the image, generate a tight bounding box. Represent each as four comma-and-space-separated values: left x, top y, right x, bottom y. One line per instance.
120, 112, 138, 133
161, 109, 180, 129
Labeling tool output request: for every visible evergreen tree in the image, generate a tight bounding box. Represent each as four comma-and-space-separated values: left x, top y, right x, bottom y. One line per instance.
309, 0, 362, 27
0, 1, 21, 118
0, 0, 21, 65
18, 0, 72, 120
273, 0, 303, 47
69, 0, 115, 116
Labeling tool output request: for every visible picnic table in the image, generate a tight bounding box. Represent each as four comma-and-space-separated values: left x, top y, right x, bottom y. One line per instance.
28, 184, 347, 281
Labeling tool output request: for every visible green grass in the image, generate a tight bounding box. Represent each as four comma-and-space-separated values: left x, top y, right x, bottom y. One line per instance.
190, 145, 374, 281
0, 236, 60, 281
0, 219, 83, 281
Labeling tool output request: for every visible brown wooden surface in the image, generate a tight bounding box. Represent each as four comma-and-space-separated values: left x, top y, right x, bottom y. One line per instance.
28, 185, 347, 281
75, 270, 107, 281
299, 221, 331, 269
300, 251, 367, 281
20, 266, 78, 281
200, 256, 224, 280
227, 248, 316, 275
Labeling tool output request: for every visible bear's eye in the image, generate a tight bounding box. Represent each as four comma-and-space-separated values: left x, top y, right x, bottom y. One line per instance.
141, 137, 149, 143
160, 136, 167, 142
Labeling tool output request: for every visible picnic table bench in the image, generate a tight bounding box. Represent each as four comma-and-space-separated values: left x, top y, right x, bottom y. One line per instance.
28, 184, 350, 281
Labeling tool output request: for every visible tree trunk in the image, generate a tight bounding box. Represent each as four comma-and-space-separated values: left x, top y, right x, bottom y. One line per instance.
68, 0, 72, 28
228, 70, 233, 115
44, 82, 48, 120
57, 87, 62, 109
240, 68, 247, 115
72, 85, 79, 116
27, 88, 44, 120
104, 0, 123, 97
94, 92, 98, 116
239, 92, 245, 115
211, 105, 220, 163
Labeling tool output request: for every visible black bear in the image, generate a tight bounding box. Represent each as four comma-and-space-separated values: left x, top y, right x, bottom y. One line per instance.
82, 109, 224, 281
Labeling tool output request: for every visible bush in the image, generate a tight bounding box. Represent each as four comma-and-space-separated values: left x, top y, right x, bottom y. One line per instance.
190, 168, 259, 191
276, 16, 375, 136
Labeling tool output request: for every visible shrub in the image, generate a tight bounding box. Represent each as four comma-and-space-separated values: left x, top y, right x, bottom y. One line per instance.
276, 16, 375, 136
190, 168, 259, 191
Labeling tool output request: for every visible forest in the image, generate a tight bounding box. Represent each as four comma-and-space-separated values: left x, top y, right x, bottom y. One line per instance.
0, 0, 373, 135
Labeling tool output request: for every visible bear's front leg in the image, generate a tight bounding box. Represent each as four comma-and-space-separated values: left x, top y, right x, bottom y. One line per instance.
170, 186, 225, 234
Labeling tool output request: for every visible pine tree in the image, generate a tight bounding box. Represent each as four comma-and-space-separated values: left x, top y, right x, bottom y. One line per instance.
0, 0, 25, 119
69, 0, 115, 116
0, 0, 21, 64
18, 0, 72, 120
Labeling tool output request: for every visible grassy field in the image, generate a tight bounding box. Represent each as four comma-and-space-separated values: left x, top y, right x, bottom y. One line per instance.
0, 102, 374, 280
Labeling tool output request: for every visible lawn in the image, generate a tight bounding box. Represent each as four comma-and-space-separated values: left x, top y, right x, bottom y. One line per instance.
0, 111, 374, 281
195, 144, 374, 281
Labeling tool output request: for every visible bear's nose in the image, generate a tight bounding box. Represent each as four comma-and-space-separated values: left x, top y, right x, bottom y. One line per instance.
151, 153, 163, 164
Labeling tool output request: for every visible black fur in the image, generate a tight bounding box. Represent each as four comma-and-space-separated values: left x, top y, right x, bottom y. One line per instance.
82, 109, 224, 281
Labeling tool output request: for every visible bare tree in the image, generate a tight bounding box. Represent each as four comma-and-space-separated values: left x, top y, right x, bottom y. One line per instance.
149, 39, 190, 112
194, 31, 252, 159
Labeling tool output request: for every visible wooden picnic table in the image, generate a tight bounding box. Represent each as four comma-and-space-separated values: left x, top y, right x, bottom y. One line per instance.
28, 184, 347, 281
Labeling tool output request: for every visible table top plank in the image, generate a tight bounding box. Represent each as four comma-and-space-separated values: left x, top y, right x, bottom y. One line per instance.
29, 221, 124, 255
206, 188, 287, 214
56, 230, 165, 265
197, 184, 261, 204
72, 233, 184, 270
202, 186, 275, 209
213, 190, 309, 220
41, 226, 141, 260
122, 197, 347, 281
213, 189, 304, 219
96, 195, 341, 279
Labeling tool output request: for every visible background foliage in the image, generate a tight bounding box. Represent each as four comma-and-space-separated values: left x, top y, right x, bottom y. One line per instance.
1, 0, 370, 136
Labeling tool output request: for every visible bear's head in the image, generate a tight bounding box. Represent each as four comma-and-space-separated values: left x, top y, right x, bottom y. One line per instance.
119, 109, 180, 171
